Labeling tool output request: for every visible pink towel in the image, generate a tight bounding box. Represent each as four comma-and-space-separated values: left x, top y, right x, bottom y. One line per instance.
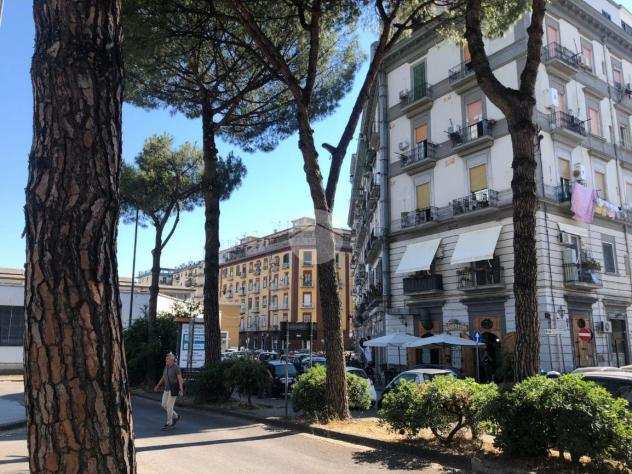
571, 182, 596, 224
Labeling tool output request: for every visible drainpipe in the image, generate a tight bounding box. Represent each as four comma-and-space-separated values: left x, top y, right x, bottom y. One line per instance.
377, 65, 391, 314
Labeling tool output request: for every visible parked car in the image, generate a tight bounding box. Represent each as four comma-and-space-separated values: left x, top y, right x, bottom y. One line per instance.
412, 364, 463, 378
581, 371, 632, 404
258, 351, 279, 362
301, 356, 326, 372
572, 366, 620, 374
620, 365, 632, 373
377, 368, 454, 409
265, 360, 298, 397
345, 367, 377, 406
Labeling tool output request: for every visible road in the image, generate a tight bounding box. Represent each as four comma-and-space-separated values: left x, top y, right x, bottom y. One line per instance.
0, 396, 459, 473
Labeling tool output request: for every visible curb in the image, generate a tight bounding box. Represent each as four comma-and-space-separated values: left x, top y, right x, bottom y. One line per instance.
132, 391, 470, 471
0, 420, 27, 432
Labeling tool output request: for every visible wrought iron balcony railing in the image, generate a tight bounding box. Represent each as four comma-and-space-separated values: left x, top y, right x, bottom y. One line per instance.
451, 189, 499, 216
448, 61, 474, 84
401, 140, 436, 168
457, 258, 503, 289
549, 111, 587, 136
449, 119, 494, 145
542, 42, 580, 68
400, 207, 437, 229
403, 274, 443, 293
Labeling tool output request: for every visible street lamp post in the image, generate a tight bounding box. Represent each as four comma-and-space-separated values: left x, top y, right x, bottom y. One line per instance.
284, 322, 290, 418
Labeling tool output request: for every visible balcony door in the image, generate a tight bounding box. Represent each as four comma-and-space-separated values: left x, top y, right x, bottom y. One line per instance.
547, 24, 559, 47
415, 182, 430, 211
412, 62, 426, 100
468, 163, 488, 193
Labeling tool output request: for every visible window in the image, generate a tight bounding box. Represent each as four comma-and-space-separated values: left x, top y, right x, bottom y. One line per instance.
602, 241, 617, 273
412, 62, 427, 99
282, 253, 290, 266
303, 251, 312, 265
613, 63, 623, 89
414, 123, 428, 144
467, 99, 483, 124
462, 42, 471, 63
303, 293, 312, 308
415, 182, 430, 210
303, 313, 312, 323
0, 306, 24, 346
547, 25, 559, 44
558, 158, 571, 181
601, 10, 612, 21
469, 163, 487, 193
581, 42, 593, 71
594, 170, 607, 199
283, 293, 288, 307
263, 276, 267, 288
248, 298, 252, 309
335, 253, 340, 268
552, 83, 566, 112
620, 123, 630, 148
303, 271, 312, 287
626, 182, 632, 206
588, 107, 602, 137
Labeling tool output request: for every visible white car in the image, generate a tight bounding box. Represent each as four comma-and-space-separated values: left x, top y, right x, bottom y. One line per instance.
572, 366, 620, 374
378, 368, 454, 408
345, 366, 377, 406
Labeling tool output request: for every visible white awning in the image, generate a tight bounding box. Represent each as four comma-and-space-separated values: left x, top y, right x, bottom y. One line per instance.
450, 225, 503, 265
557, 222, 588, 239
395, 238, 442, 275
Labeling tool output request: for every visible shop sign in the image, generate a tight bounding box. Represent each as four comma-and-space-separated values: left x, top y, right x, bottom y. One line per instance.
445, 320, 468, 333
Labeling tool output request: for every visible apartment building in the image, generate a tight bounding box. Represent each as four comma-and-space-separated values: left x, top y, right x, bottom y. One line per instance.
218, 217, 353, 352
349, 0, 632, 377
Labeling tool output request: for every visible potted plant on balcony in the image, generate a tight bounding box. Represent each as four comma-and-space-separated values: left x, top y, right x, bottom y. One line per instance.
580, 258, 601, 272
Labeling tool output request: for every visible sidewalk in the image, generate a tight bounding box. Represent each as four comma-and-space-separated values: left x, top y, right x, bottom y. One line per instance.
0, 380, 26, 431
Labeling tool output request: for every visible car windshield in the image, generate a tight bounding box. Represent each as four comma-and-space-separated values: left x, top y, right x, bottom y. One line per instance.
273, 364, 297, 377
347, 369, 367, 379
425, 372, 454, 381
586, 377, 632, 404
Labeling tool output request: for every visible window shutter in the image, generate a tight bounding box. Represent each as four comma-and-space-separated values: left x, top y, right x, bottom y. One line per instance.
414, 124, 428, 143
602, 242, 616, 273
469, 164, 487, 192
416, 182, 430, 210
412, 62, 426, 99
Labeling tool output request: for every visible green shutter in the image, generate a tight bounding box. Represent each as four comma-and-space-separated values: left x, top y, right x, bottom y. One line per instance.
412, 63, 426, 100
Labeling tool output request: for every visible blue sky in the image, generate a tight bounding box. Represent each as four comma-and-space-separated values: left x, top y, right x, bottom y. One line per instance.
0, 2, 373, 277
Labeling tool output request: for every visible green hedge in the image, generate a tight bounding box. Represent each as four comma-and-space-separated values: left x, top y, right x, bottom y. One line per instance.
123, 315, 179, 387
226, 358, 271, 407
291, 365, 372, 421
494, 374, 632, 465
378, 376, 497, 444
191, 360, 237, 403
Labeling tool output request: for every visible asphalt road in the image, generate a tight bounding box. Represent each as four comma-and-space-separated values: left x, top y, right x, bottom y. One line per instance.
0, 396, 459, 473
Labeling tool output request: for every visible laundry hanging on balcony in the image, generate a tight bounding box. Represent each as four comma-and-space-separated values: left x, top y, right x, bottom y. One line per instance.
571, 182, 597, 224
595, 197, 619, 219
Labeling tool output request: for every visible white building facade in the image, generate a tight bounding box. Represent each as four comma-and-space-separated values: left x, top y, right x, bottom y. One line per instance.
350, 0, 632, 378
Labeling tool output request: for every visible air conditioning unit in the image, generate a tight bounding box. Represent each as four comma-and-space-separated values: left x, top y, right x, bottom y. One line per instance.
573, 163, 587, 182
597, 320, 613, 333
398, 140, 410, 151
398, 89, 410, 102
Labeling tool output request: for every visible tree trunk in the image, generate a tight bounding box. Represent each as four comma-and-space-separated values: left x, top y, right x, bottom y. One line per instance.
202, 106, 222, 364
25, 1, 136, 472
298, 122, 349, 420
509, 114, 540, 380
147, 226, 163, 329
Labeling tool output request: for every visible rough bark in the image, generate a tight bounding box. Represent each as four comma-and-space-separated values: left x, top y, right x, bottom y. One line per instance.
25, 1, 136, 472
298, 124, 350, 420
202, 105, 222, 364
147, 226, 163, 334
465, 0, 546, 380
509, 118, 541, 379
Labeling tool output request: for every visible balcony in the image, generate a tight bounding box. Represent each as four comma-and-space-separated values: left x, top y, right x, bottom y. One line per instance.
614, 84, 632, 114
457, 258, 503, 290
451, 189, 499, 217
401, 207, 437, 229
367, 181, 380, 209
563, 259, 602, 290
549, 111, 586, 146
449, 119, 494, 156
542, 42, 580, 80
364, 232, 381, 262
448, 61, 476, 93
554, 178, 572, 203
302, 302, 313, 309
402, 82, 433, 115
403, 273, 443, 294
400, 141, 437, 174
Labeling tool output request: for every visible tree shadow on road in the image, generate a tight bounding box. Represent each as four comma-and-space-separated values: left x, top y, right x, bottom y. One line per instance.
352, 448, 464, 472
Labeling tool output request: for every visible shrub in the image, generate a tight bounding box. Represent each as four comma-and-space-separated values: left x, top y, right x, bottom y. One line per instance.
123, 315, 179, 387
192, 360, 237, 403
378, 377, 497, 444
291, 365, 372, 421
494, 374, 632, 466
226, 358, 271, 407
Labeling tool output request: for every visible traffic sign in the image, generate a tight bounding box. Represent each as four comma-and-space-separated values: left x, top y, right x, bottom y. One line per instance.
578, 327, 592, 342
473, 331, 480, 342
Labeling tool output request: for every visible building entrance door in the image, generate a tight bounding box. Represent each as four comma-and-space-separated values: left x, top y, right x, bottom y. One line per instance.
571, 315, 595, 367
611, 319, 629, 366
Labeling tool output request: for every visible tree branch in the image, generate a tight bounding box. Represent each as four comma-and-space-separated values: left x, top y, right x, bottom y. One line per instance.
464, 0, 514, 112
161, 202, 181, 251
520, 0, 546, 97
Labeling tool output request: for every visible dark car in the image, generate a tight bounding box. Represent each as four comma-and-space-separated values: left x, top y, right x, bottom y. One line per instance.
581, 371, 632, 404
266, 360, 298, 397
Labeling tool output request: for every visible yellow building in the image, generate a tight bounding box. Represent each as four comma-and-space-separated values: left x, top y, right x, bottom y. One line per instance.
218, 217, 353, 352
